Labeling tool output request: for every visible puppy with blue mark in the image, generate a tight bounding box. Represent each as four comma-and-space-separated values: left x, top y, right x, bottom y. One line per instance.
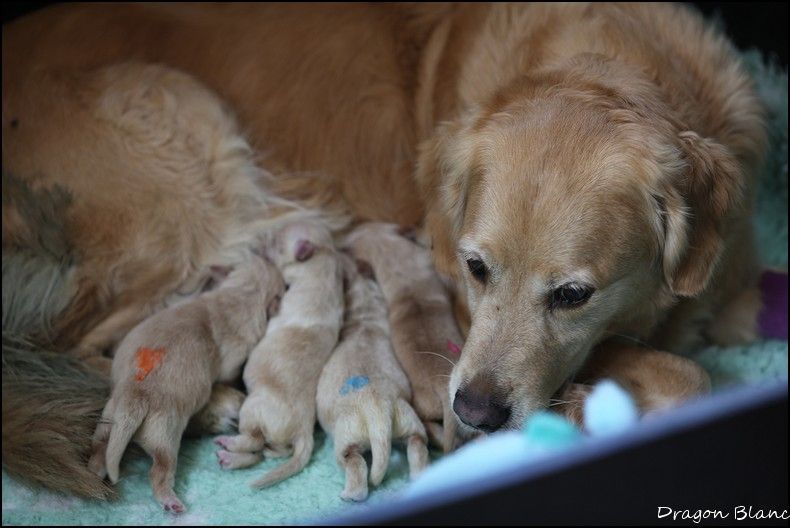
316, 253, 428, 502
344, 222, 465, 452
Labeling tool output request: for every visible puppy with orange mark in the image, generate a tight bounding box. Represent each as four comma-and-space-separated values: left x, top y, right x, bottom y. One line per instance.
345, 222, 464, 449
215, 221, 344, 488
88, 254, 284, 513
317, 254, 428, 502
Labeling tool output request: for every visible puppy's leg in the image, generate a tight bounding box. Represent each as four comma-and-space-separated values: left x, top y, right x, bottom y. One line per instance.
87, 397, 117, 478
216, 449, 262, 470
214, 431, 265, 453
337, 444, 369, 502
138, 413, 189, 514
579, 343, 711, 415
214, 427, 266, 469
333, 414, 368, 501
394, 399, 429, 479
186, 384, 245, 436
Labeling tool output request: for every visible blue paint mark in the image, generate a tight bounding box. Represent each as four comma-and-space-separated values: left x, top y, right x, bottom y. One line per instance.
340, 376, 369, 396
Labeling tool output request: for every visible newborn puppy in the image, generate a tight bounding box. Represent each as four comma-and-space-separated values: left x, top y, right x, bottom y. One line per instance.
345, 222, 462, 452
317, 254, 428, 501
215, 221, 344, 488
87, 254, 284, 513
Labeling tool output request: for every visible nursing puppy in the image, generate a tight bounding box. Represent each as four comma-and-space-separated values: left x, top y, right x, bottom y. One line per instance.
345, 222, 463, 450
87, 255, 284, 513
317, 254, 428, 502
215, 221, 344, 488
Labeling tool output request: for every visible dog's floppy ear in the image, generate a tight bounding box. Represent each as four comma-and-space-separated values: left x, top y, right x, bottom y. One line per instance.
415, 116, 478, 281
659, 131, 744, 297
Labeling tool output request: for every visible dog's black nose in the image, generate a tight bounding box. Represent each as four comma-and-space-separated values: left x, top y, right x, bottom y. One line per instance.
453, 375, 511, 432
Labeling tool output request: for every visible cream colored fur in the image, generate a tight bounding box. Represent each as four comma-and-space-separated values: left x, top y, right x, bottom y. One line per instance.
215, 221, 344, 488
344, 222, 464, 450
87, 255, 284, 513
317, 254, 428, 502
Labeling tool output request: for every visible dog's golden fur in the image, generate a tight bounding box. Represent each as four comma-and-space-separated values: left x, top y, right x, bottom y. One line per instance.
2, 3, 766, 495
3, 61, 311, 357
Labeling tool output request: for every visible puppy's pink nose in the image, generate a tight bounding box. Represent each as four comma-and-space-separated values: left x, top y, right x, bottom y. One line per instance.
453, 374, 511, 432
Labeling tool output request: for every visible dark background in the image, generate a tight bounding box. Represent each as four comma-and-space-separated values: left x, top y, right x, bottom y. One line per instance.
2, 2, 788, 66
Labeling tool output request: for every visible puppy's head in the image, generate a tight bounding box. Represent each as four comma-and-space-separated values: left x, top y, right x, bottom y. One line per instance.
222, 254, 285, 315
267, 220, 334, 267
345, 222, 431, 266
417, 56, 751, 432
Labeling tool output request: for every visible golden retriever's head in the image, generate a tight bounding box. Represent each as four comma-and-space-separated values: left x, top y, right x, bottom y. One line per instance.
417, 57, 745, 432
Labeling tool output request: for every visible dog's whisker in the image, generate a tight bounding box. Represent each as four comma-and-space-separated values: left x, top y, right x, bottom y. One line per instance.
415, 350, 456, 367
548, 400, 583, 407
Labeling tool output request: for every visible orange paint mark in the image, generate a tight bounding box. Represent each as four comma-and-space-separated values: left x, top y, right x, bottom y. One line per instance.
135, 347, 166, 381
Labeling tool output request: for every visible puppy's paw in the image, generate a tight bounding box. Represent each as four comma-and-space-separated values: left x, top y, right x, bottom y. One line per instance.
216, 449, 261, 470
216, 449, 233, 469
214, 436, 234, 450
340, 487, 369, 502
162, 497, 186, 514
189, 385, 245, 435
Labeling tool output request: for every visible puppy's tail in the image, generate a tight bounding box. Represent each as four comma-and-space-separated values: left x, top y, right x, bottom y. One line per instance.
104, 397, 148, 483
249, 431, 314, 489
364, 401, 393, 486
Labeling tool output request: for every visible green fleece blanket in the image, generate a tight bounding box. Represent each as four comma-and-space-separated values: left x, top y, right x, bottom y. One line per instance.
1, 51, 787, 526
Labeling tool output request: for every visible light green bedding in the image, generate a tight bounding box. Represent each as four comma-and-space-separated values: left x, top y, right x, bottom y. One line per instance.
1, 51, 786, 526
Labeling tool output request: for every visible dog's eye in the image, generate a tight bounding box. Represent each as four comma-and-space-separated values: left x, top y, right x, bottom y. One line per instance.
466, 259, 488, 283
551, 283, 594, 309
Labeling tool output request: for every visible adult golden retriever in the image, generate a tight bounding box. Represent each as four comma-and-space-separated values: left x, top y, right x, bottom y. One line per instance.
2, 2, 764, 495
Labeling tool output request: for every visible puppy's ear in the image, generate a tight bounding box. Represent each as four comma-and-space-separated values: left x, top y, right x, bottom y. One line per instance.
294, 239, 315, 262
415, 116, 478, 281
659, 132, 744, 297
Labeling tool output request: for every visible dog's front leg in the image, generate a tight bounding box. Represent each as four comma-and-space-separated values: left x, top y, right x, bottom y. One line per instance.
557, 342, 711, 425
